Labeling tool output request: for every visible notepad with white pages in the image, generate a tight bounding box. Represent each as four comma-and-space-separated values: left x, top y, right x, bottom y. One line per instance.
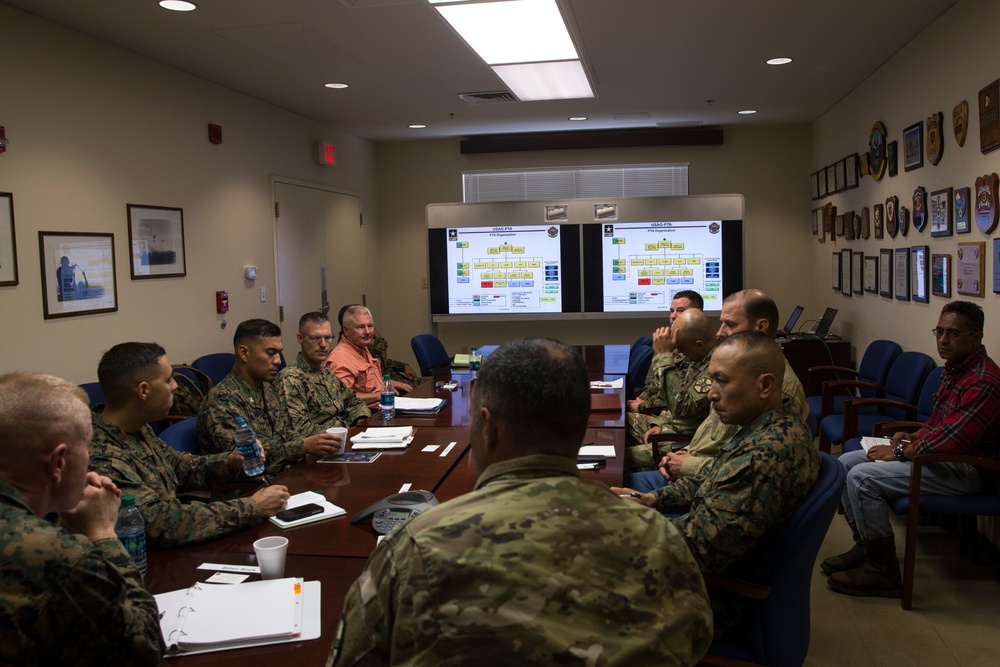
268, 490, 346, 529
350, 426, 415, 449
155, 577, 321, 657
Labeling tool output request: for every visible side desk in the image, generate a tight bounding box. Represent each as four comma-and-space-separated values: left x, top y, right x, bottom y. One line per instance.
777, 337, 852, 394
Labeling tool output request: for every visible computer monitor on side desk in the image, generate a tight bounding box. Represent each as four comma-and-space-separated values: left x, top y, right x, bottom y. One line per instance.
791, 307, 838, 339
779, 305, 804, 336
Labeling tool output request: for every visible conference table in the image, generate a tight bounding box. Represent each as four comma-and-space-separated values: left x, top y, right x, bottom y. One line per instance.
147, 345, 628, 664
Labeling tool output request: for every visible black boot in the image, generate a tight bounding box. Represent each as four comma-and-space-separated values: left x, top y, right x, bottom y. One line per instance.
827, 538, 902, 597
820, 521, 865, 576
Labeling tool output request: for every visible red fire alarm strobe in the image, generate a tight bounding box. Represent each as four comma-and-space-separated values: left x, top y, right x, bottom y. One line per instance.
316, 141, 336, 166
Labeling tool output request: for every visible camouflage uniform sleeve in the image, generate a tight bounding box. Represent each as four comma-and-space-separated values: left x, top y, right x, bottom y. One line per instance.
653, 473, 701, 514
59, 538, 165, 664
677, 412, 735, 478
197, 388, 239, 455
636, 352, 673, 407
328, 534, 411, 666
655, 355, 712, 422
782, 360, 810, 421
279, 369, 323, 439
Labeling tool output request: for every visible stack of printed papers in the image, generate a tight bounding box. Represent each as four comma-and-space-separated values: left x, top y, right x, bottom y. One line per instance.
394, 397, 447, 414
350, 426, 415, 450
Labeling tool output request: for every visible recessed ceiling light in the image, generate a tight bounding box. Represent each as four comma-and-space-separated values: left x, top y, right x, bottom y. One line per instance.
408, 124, 427, 129
324, 82, 349, 89
738, 109, 757, 115
568, 116, 588, 121
159, 1, 197, 11
766, 57, 792, 66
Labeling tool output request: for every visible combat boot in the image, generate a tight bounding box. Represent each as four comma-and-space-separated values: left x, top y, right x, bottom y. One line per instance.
820, 521, 865, 575
827, 538, 902, 597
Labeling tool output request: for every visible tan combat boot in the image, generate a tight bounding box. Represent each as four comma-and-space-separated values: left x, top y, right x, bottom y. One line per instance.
827, 538, 902, 597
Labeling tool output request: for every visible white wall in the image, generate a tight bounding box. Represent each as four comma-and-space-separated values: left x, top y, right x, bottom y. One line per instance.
809, 0, 1000, 359
373, 125, 812, 357
0, 5, 380, 382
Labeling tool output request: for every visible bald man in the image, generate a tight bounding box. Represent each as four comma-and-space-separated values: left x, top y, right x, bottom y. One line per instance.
614, 332, 819, 634
625, 308, 716, 471
0, 373, 163, 664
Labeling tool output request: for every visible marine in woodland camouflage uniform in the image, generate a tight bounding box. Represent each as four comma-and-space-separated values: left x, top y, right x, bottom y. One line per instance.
617, 332, 819, 634
370, 336, 427, 386
198, 370, 304, 472
625, 309, 717, 471
0, 372, 164, 665
89, 342, 290, 547
90, 410, 265, 548
329, 338, 712, 667
278, 352, 370, 437
198, 319, 343, 470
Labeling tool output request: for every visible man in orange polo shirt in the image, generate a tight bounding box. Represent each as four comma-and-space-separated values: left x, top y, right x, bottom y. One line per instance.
325, 305, 411, 408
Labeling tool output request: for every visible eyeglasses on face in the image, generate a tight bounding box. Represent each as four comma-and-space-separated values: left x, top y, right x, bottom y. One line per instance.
305, 335, 334, 344
930, 328, 978, 339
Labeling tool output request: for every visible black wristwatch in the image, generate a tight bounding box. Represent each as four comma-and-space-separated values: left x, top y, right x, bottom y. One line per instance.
894, 441, 907, 462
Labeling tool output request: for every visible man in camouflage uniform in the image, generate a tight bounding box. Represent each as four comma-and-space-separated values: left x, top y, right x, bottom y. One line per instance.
0, 372, 164, 664
624, 288, 810, 492
198, 319, 341, 472
625, 308, 716, 471
614, 331, 820, 633
329, 338, 713, 667
278, 312, 370, 440
90, 342, 290, 548
628, 290, 704, 414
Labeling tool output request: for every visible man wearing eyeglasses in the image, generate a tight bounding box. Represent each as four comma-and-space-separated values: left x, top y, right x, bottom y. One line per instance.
278, 312, 370, 444
824, 301, 1000, 597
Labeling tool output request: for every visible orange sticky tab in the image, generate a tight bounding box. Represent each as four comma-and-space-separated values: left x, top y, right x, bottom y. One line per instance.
294, 582, 302, 594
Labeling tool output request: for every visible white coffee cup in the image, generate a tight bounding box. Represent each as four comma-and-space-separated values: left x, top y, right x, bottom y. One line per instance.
253, 536, 289, 580
326, 426, 348, 453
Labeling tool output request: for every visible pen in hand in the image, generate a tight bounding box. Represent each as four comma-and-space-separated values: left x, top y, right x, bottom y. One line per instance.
259, 475, 274, 486
619, 492, 642, 499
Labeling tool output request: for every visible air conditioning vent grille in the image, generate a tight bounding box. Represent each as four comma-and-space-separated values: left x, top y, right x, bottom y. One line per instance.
458, 91, 520, 105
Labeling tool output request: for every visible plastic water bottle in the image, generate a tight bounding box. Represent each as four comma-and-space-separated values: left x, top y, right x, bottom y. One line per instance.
234, 415, 265, 477
469, 346, 481, 380
115, 495, 147, 576
380, 373, 395, 421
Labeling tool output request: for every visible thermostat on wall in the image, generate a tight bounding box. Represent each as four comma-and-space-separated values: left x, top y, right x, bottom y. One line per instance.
244, 265, 258, 281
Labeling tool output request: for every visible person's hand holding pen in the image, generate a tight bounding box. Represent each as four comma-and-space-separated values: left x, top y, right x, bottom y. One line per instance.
251, 480, 290, 518
609, 486, 656, 508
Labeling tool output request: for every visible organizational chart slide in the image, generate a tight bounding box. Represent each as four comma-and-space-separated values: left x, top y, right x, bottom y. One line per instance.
600, 221, 723, 313
446, 226, 563, 314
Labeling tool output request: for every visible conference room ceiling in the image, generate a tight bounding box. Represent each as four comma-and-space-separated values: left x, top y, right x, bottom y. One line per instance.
6, 0, 957, 142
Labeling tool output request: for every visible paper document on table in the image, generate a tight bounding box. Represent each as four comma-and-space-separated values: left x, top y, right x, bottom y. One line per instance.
452, 354, 470, 367
394, 397, 447, 414
155, 577, 321, 657
861, 437, 891, 452
350, 426, 415, 449
590, 378, 624, 389
579, 445, 616, 458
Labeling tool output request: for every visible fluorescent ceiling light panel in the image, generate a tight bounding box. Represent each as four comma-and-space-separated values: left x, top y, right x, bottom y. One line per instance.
434, 0, 578, 65
492, 60, 593, 101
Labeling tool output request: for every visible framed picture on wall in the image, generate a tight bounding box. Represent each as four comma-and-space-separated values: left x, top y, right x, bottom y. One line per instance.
993, 240, 1000, 293
911, 245, 929, 303
894, 247, 910, 301
879, 248, 893, 298
845, 153, 859, 189
852, 251, 863, 294
0, 192, 17, 287
864, 255, 879, 294
127, 204, 187, 279
955, 186, 971, 233
956, 241, 985, 297
932, 253, 951, 297
841, 249, 852, 296
811, 172, 820, 200
930, 188, 953, 238
904, 121, 924, 171
38, 231, 118, 319
832, 253, 841, 290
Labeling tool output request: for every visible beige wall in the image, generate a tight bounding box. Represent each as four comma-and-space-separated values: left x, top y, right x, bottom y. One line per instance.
0, 5, 380, 382
374, 125, 812, 357
809, 0, 1000, 360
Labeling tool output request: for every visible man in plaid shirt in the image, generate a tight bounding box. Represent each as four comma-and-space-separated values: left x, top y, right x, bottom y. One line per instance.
823, 301, 1000, 597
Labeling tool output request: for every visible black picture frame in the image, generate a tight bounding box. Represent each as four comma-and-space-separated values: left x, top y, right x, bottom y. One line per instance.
903, 121, 924, 172
930, 188, 953, 238
911, 245, 929, 303
879, 248, 893, 298
38, 231, 118, 319
127, 204, 187, 280
895, 247, 910, 301
0, 192, 17, 287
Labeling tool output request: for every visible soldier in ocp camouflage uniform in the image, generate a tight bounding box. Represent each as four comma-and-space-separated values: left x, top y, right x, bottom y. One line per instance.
615, 332, 819, 634
278, 312, 371, 440
329, 338, 713, 667
89, 342, 290, 548
624, 309, 717, 471
0, 372, 164, 665
198, 319, 342, 472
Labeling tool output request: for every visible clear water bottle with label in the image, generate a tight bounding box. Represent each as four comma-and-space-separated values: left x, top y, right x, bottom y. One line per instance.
380, 373, 395, 421
469, 346, 482, 380
115, 494, 147, 576
234, 415, 265, 477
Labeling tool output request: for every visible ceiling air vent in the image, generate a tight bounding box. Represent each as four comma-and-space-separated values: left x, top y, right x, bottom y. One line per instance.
458, 91, 520, 105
